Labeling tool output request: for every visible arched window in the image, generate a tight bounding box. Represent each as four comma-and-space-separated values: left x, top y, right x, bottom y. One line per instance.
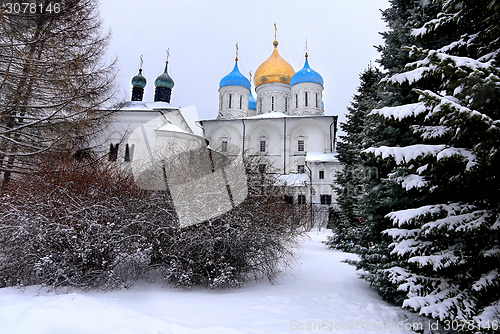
316, 93, 319, 108
259, 138, 266, 152
295, 94, 298, 108
305, 91, 308, 107
239, 95, 242, 109
259, 98, 263, 114
271, 96, 275, 111
229, 94, 232, 109
284, 97, 288, 113
298, 137, 305, 152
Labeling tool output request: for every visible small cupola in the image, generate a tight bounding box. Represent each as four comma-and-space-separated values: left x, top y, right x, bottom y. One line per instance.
154, 58, 174, 103
131, 68, 147, 101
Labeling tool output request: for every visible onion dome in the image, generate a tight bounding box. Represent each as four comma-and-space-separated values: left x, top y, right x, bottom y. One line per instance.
291, 54, 323, 86
155, 62, 174, 89
219, 60, 251, 90
248, 91, 256, 110
254, 40, 295, 88
131, 69, 147, 88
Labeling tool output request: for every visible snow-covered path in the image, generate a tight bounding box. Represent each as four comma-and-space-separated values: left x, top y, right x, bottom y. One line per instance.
0, 230, 421, 334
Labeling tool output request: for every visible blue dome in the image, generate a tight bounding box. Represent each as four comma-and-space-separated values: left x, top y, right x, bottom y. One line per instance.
291, 57, 323, 86
219, 61, 251, 90
248, 91, 256, 110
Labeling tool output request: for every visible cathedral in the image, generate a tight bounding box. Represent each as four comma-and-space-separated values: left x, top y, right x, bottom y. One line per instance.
200, 35, 340, 208
102, 33, 341, 217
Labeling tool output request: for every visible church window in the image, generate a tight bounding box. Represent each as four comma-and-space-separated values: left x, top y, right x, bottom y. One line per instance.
297, 164, 305, 173
316, 93, 319, 108
259, 140, 266, 152
259, 163, 266, 173
124, 144, 131, 162
295, 94, 298, 108
319, 170, 325, 179
229, 94, 232, 109
239, 95, 242, 109
108, 143, 118, 162
297, 194, 306, 205
298, 139, 305, 152
219, 95, 222, 110
285, 97, 288, 113
320, 194, 332, 205
221, 140, 228, 152
259, 98, 263, 114
305, 92, 308, 107
271, 96, 275, 111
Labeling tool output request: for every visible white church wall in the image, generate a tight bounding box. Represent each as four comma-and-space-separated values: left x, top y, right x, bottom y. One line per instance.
218, 86, 250, 119
290, 82, 323, 115
255, 82, 292, 115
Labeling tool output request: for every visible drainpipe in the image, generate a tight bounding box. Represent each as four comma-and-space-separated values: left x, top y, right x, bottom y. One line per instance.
305, 161, 314, 228
241, 118, 246, 155
329, 116, 338, 152
283, 117, 287, 174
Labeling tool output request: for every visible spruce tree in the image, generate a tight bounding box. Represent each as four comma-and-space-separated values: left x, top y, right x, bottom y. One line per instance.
352, 0, 443, 303
328, 65, 382, 250
364, 0, 500, 327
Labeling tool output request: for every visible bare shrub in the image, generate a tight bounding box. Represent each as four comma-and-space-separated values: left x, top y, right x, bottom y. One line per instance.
0, 156, 307, 290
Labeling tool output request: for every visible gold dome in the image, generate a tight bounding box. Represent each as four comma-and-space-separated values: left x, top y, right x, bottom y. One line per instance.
254, 45, 295, 88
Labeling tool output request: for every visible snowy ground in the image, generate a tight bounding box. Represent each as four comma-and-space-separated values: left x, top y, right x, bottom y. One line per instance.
0, 229, 424, 334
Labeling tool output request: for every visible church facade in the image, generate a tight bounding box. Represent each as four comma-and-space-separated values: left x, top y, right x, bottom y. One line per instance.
102, 34, 341, 215
200, 37, 341, 208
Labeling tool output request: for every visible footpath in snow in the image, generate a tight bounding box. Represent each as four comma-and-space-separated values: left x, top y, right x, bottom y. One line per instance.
0, 229, 423, 334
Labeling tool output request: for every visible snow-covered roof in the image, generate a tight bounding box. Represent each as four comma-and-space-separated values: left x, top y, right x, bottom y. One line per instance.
117, 101, 178, 111
247, 112, 287, 119
156, 123, 188, 134
306, 152, 339, 163
275, 173, 309, 186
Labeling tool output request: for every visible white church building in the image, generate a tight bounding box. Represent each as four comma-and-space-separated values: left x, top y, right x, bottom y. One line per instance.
200, 36, 340, 207
101, 34, 341, 216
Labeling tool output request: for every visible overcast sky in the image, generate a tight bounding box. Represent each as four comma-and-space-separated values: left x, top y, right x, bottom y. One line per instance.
100, 0, 390, 124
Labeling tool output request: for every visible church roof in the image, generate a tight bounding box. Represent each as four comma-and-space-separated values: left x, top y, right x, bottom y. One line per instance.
155, 62, 174, 88
219, 60, 251, 90
291, 55, 323, 86
248, 92, 256, 110
254, 44, 295, 88
131, 69, 147, 88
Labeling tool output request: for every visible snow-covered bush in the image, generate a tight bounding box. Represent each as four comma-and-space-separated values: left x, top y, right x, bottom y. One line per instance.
0, 156, 306, 290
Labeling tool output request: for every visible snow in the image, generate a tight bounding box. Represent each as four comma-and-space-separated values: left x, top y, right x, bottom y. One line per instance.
0, 230, 422, 334
157, 123, 189, 134
363, 144, 446, 165
246, 112, 287, 119
119, 101, 177, 111
436, 147, 477, 170
275, 173, 309, 186
396, 174, 428, 190
305, 152, 339, 163
370, 102, 428, 121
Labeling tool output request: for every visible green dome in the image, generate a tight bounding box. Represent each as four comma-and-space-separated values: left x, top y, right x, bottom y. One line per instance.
131, 69, 146, 88
155, 62, 174, 89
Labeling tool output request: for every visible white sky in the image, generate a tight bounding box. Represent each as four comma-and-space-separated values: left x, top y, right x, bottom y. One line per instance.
100, 0, 389, 124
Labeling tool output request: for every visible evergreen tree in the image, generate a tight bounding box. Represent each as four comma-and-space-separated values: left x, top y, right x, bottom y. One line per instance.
328, 65, 382, 250
364, 0, 500, 327
352, 0, 443, 303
